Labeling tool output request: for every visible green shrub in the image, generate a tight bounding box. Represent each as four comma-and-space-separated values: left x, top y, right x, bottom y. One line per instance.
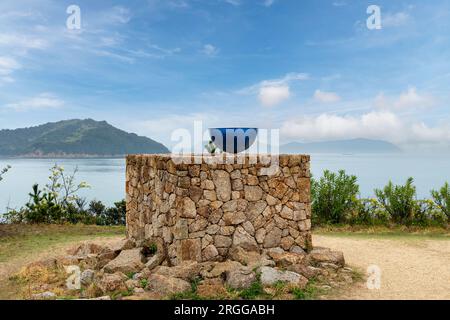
3, 164, 125, 226
311, 170, 359, 224
350, 199, 389, 225
431, 182, 450, 219
0, 165, 11, 182
374, 178, 417, 224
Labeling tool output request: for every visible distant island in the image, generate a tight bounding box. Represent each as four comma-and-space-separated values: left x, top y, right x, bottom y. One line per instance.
0, 119, 169, 157
280, 138, 401, 154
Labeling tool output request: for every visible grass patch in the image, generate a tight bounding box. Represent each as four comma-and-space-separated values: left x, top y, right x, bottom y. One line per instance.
313, 224, 449, 239
290, 279, 322, 300
170, 277, 203, 300
0, 224, 125, 263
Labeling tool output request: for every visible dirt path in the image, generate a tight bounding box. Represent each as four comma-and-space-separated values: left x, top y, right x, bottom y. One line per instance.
314, 234, 450, 300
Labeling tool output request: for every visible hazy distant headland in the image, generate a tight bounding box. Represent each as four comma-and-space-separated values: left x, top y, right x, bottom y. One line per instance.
280, 138, 401, 154
0, 119, 404, 158
0, 119, 169, 158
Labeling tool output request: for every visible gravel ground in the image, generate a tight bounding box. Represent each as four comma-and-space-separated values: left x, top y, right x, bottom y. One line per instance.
314, 234, 450, 300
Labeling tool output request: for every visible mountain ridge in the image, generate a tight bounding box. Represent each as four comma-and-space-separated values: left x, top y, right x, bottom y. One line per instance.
280, 138, 401, 154
0, 119, 169, 157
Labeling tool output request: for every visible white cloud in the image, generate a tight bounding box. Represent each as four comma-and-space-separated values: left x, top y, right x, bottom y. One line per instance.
374, 87, 435, 110
202, 44, 219, 56
280, 111, 450, 145
105, 6, 132, 24
0, 56, 21, 75
224, 0, 241, 6
263, 0, 275, 7
383, 12, 411, 27
238, 72, 309, 107
0, 33, 48, 50
259, 85, 290, 107
314, 90, 341, 103
5, 93, 65, 112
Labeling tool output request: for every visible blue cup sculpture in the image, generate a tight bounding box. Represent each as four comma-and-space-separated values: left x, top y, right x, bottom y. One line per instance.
208, 128, 258, 154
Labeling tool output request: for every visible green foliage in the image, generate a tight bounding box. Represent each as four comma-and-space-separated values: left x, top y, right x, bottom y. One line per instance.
431, 182, 450, 219
0, 165, 11, 182
291, 280, 321, 300
311, 170, 359, 224
238, 274, 264, 300
375, 178, 417, 224
312, 171, 448, 227
3, 164, 125, 226
140, 279, 148, 289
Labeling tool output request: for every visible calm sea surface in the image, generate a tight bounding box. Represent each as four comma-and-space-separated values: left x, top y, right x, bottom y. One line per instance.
0, 154, 449, 213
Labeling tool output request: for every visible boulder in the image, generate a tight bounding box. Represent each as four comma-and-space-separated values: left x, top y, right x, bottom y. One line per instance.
145, 253, 165, 270
287, 264, 321, 280
107, 239, 135, 252
226, 268, 257, 290
103, 248, 145, 274
197, 278, 227, 298
267, 251, 305, 268
97, 272, 128, 293
202, 260, 243, 279
67, 243, 106, 256
146, 274, 191, 296
80, 269, 95, 286
228, 246, 274, 269
308, 247, 345, 267
153, 261, 214, 281
259, 266, 308, 289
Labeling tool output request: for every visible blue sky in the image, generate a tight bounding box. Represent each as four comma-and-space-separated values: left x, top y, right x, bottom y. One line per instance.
0, 0, 449, 149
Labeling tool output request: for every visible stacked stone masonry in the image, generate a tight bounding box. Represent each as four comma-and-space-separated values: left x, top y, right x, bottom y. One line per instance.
126, 154, 312, 266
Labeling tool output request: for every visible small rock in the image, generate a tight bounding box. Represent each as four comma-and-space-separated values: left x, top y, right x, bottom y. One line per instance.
103, 248, 145, 274
147, 274, 191, 296
80, 269, 95, 286
226, 268, 256, 290
308, 247, 345, 267
259, 266, 308, 289
267, 251, 305, 268
107, 239, 135, 252
263, 227, 282, 248
232, 227, 259, 252
197, 279, 227, 298
31, 291, 56, 300
145, 254, 165, 270
290, 246, 306, 255
203, 260, 243, 278
202, 244, 219, 261
97, 272, 128, 293
134, 287, 145, 294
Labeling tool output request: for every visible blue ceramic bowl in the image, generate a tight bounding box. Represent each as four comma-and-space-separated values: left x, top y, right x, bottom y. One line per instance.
208, 128, 258, 154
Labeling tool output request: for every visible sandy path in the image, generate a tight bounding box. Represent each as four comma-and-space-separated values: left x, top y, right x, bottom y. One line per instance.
314, 234, 450, 300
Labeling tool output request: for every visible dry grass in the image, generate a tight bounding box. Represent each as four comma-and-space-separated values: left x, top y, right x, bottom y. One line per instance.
0, 224, 125, 300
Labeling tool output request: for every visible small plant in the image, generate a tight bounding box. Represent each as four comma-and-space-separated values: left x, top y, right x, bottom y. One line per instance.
205, 140, 217, 155
45, 164, 90, 206
375, 177, 417, 224
291, 279, 320, 300
0, 165, 11, 182
311, 170, 359, 224
431, 182, 450, 219
140, 279, 148, 289
238, 274, 264, 300
148, 243, 158, 255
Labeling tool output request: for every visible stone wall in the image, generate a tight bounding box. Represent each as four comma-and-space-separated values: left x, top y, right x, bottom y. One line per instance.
126, 154, 311, 266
